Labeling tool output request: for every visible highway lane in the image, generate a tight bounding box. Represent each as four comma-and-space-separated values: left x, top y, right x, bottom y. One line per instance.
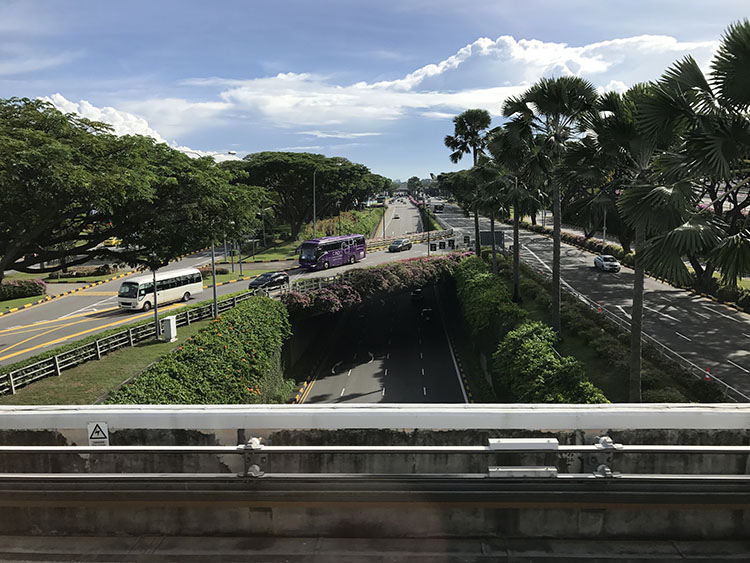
440, 203, 750, 398
301, 286, 466, 404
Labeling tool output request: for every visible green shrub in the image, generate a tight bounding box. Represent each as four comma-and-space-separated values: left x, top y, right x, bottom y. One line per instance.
642, 387, 689, 402
492, 321, 608, 404
0, 279, 46, 300
106, 296, 292, 404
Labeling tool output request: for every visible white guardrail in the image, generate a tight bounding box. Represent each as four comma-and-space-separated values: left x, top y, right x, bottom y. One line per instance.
0, 230, 456, 397
519, 256, 750, 403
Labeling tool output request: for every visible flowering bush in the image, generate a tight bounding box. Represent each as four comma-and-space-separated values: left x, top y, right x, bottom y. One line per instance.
106, 296, 293, 404
0, 278, 46, 300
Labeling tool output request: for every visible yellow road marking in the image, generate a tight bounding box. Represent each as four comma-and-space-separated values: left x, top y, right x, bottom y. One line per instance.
298, 379, 317, 404
73, 291, 117, 296
0, 303, 182, 362
0, 307, 120, 335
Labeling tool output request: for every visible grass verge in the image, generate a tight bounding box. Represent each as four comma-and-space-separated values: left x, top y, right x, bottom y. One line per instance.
0, 320, 210, 405
0, 294, 51, 313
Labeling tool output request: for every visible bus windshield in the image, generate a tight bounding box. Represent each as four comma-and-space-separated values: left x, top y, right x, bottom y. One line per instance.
118, 282, 139, 298
299, 243, 318, 261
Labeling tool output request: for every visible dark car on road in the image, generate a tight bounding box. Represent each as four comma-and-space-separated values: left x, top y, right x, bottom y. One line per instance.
249, 271, 289, 293
389, 239, 412, 252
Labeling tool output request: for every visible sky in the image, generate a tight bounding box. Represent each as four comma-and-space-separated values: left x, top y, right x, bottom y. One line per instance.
1, 1, 748, 182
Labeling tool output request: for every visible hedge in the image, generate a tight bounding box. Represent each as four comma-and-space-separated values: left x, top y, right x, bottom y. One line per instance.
298, 207, 385, 241
105, 296, 293, 404
281, 253, 469, 316
493, 321, 609, 403
0, 279, 46, 300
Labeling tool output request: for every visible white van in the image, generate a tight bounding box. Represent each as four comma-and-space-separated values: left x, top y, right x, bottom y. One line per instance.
117, 268, 203, 311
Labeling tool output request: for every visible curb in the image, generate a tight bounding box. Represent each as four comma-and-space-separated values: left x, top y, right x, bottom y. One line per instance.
445, 332, 474, 404
0, 271, 136, 317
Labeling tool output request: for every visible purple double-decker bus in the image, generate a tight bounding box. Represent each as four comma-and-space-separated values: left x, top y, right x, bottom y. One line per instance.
298, 234, 367, 270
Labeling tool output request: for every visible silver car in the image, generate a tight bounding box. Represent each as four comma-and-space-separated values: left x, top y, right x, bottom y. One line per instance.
594, 255, 621, 272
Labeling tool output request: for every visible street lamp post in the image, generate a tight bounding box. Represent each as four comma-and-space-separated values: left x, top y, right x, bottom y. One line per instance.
211, 244, 218, 318
336, 201, 341, 235
313, 168, 319, 239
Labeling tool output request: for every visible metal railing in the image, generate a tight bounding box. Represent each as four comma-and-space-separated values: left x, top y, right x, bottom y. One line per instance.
520, 255, 750, 402
2, 436, 750, 480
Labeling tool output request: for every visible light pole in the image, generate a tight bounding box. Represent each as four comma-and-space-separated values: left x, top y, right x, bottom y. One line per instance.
336, 201, 341, 235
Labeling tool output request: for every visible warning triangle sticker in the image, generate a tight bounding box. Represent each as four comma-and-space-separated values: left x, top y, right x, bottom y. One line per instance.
89, 424, 107, 440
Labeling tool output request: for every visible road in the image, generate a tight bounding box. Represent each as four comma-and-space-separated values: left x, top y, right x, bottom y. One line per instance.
0, 199, 437, 366
300, 286, 466, 404
439, 202, 750, 399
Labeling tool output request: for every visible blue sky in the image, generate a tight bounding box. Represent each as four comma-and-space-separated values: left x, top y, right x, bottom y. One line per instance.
1, 1, 748, 181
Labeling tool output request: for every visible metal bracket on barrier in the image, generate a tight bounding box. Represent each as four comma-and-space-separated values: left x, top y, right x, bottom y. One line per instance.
594, 436, 623, 450
593, 464, 621, 478
242, 437, 266, 477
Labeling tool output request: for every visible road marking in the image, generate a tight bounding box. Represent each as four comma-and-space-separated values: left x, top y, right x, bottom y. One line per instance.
331, 361, 342, 375
0, 303, 182, 362
368, 352, 374, 363
340, 387, 345, 397
616, 305, 632, 320
298, 379, 316, 404
423, 387, 427, 396
418, 338, 421, 345
420, 352, 423, 359
644, 305, 678, 322
347, 369, 351, 377
382, 387, 385, 397
728, 360, 749, 374
744, 333, 750, 339
693, 310, 710, 319
60, 296, 119, 319
386, 352, 390, 360
0, 308, 120, 334
384, 368, 388, 376
705, 306, 741, 323
421, 368, 425, 376
675, 332, 692, 342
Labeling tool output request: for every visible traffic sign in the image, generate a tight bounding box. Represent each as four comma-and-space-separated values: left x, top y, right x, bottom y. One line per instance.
87, 422, 109, 447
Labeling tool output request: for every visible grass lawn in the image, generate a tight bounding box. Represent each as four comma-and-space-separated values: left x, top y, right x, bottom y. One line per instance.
0, 320, 210, 405
0, 294, 50, 313
3, 272, 48, 281
45, 272, 129, 283
247, 241, 299, 261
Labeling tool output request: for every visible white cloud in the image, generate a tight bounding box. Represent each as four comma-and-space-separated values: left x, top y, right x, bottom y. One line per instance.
0, 43, 80, 75
301, 131, 382, 139
120, 98, 230, 139
274, 145, 323, 151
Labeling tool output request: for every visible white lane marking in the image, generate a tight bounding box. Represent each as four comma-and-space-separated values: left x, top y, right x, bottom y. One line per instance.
744, 333, 750, 339
384, 369, 388, 376
347, 369, 351, 377
340, 388, 346, 397
523, 245, 551, 272
418, 339, 421, 345
727, 360, 749, 374
644, 305, 679, 322
423, 387, 427, 396
60, 295, 117, 319
617, 305, 632, 320
675, 332, 692, 342
331, 361, 342, 375
705, 305, 741, 323
693, 310, 710, 319
368, 352, 373, 364
421, 368, 425, 376
386, 352, 390, 360
420, 352, 423, 359
382, 387, 385, 397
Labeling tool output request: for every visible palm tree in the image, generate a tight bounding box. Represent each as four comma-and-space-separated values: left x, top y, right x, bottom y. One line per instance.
444, 109, 492, 256
471, 156, 511, 275
502, 77, 599, 332
488, 125, 547, 302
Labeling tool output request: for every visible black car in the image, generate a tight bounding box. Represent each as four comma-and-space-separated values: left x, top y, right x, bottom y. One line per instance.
389, 239, 412, 252
249, 271, 289, 292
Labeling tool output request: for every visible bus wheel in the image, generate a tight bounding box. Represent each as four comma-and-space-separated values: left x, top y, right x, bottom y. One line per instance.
182, 292, 190, 302
323, 261, 330, 269
349, 256, 355, 264
142, 301, 152, 311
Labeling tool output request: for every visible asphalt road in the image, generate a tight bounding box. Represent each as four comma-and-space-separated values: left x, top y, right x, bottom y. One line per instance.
299, 286, 466, 404
439, 202, 750, 399
0, 199, 439, 367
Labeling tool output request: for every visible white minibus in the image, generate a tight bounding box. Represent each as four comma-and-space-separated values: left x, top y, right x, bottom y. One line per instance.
117, 268, 204, 311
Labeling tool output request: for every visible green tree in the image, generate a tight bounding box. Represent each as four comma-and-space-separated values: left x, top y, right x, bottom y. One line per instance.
444, 108, 493, 256
406, 176, 422, 193
502, 77, 599, 332
0, 98, 155, 283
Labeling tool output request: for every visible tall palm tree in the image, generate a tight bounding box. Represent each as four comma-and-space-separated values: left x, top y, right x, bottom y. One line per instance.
444, 109, 492, 257
471, 156, 511, 275
489, 125, 547, 302
502, 77, 599, 332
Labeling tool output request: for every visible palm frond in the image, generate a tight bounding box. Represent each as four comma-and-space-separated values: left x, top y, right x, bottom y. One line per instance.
710, 229, 750, 286
711, 19, 750, 109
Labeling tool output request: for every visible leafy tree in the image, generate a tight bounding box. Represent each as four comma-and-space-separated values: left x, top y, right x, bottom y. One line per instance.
406, 176, 422, 193
225, 152, 375, 240
503, 77, 599, 333
0, 98, 155, 283
444, 109, 493, 256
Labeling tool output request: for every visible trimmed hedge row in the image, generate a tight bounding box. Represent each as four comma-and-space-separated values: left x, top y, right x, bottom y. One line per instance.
454, 256, 608, 404
105, 296, 293, 404
513, 219, 750, 312
0, 279, 46, 300
298, 207, 385, 241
